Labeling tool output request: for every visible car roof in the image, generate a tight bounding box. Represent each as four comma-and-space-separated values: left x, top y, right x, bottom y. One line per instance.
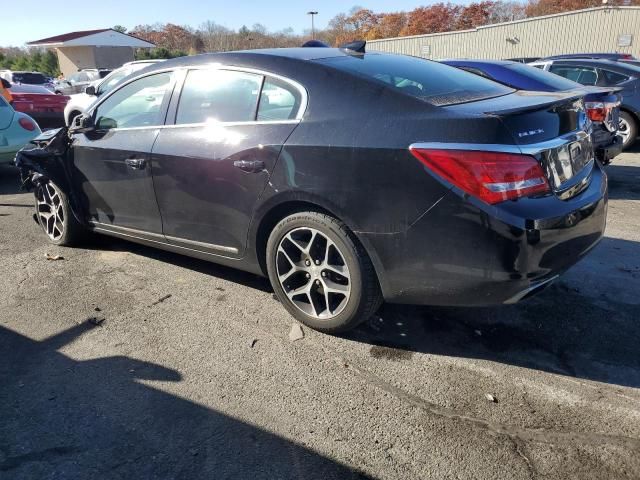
142, 48, 375, 72
442, 59, 517, 67
548, 57, 640, 73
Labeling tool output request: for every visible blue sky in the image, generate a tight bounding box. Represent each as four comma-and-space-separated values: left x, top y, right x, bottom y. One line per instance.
4, 0, 473, 47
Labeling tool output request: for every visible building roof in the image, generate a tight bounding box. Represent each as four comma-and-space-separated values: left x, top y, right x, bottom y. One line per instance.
28, 29, 154, 48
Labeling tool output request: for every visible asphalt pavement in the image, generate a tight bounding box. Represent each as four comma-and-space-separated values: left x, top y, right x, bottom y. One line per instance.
0, 150, 639, 479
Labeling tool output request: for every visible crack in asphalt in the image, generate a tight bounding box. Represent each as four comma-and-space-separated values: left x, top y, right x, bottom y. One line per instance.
338, 357, 640, 452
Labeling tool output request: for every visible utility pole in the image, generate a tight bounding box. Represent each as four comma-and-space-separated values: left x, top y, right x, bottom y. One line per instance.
307, 11, 318, 40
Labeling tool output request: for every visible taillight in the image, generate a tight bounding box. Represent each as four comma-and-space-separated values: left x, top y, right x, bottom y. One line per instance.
585, 102, 607, 122
409, 148, 550, 204
18, 117, 36, 131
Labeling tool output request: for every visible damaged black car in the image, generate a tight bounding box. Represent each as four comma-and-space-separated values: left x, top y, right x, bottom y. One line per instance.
16, 47, 608, 333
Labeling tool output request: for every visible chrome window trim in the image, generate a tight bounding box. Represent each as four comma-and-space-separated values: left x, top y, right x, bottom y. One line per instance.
86, 63, 308, 130
90, 119, 302, 133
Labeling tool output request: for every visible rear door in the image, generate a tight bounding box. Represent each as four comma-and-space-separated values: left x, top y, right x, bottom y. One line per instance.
70, 71, 176, 232
150, 67, 304, 256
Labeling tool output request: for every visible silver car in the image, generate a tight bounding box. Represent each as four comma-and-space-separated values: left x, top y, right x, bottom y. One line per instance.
54, 69, 111, 95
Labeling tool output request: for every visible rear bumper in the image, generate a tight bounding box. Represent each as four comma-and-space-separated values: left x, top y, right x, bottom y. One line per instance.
363, 163, 607, 306
594, 134, 623, 164
27, 111, 65, 129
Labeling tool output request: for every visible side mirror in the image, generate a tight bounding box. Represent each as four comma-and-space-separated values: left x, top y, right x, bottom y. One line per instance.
69, 113, 95, 133
1, 78, 11, 89
85, 85, 96, 96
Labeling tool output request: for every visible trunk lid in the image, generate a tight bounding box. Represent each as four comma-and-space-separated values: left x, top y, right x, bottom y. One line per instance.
10, 91, 69, 114
445, 90, 595, 200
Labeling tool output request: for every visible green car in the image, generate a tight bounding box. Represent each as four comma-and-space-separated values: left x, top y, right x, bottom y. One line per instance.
0, 95, 41, 164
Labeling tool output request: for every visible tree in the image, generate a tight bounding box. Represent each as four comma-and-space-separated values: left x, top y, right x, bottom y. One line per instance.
112, 25, 127, 33
400, 4, 461, 36
525, 0, 640, 17
456, 1, 497, 30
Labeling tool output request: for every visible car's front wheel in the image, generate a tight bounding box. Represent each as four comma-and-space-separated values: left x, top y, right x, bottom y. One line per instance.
266, 211, 382, 333
34, 180, 84, 246
619, 111, 637, 150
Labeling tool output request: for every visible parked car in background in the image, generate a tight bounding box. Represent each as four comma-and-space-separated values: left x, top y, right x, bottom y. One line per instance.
8, 84, 69, 129
64, 60, 164, 125
0, 70, 56, 91
0, 78, 12, 103
54, 69, 112, 95
543, 53, 636, 61
17, 48, 607, 333
504, 57, 541, 64
0, 94, 41, 164
530, 58, 640, 149
442, 59, 623, 163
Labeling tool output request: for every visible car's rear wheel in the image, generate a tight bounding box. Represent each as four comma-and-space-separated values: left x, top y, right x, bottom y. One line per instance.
619, 111, 637, 150
266, 211, 382, 333
34, 180, 84, 246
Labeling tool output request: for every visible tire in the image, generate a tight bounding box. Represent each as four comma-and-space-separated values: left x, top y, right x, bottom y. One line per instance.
266, 211, 382, 334
34, 180, 84, 246
619, 111, 637, 150
68, 111, 81, 126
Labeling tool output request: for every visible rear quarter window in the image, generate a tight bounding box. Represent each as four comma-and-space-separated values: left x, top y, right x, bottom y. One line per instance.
602, 69, 629, 85
316, 54, 513, 106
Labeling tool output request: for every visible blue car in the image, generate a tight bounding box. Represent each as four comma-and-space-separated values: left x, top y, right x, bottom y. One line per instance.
0, 94, 41, 164
443, 59, 623, 162
530, 58, 640, 150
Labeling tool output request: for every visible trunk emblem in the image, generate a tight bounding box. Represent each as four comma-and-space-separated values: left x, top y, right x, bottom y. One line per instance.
518, 129, 544, 138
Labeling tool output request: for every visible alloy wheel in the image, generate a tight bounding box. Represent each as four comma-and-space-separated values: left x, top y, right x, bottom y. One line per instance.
619, 117, 631, 146
276, 227, 351, 319
35, 182, 65, 241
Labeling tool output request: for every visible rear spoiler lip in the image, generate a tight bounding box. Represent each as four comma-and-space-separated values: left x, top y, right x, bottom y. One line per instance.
478, 89, 586, 115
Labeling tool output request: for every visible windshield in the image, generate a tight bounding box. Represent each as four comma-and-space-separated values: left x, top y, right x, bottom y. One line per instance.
316, 54, 513, 106
13, 72, 47, 85
505, 63, 581, 90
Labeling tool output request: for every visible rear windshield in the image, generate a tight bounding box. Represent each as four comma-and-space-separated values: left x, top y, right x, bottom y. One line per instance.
504, 63, 581, 91
316, 54, 513, 106
13, 72, 47, 85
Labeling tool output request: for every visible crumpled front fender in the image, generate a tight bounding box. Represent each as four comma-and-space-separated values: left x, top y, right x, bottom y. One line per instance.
14, 128, 84, 224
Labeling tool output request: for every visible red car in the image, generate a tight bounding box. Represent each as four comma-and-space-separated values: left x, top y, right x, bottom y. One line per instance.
8, 84, 69, 128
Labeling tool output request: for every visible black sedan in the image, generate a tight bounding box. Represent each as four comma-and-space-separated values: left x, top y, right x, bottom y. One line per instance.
16, 48, 607, 333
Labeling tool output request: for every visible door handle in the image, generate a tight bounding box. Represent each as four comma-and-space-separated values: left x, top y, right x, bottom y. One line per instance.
125, 157, 146, 170
233, 160, 265, 173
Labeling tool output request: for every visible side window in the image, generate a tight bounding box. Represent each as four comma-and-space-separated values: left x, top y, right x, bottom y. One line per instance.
94, 72, 173, 130
601, 69, 629, 85
549, 66, 598, 85
176, 69, 262, 124
257, 77, 302, 121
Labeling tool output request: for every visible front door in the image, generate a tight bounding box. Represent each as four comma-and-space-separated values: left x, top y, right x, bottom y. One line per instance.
70, 71, 175, 233
151, 69, 304, 256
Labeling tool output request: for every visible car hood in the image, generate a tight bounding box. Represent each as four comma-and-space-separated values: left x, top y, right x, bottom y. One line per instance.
67, 93, 97, 109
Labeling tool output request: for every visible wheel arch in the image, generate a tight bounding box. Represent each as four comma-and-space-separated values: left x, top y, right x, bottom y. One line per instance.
250, 192, 389, 296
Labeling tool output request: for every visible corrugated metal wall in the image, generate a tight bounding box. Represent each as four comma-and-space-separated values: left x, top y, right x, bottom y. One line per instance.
367, 7, 640, 60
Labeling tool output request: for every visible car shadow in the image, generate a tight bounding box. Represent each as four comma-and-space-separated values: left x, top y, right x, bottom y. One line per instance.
85, 234, 273, 294
0, 164, 24, 196
347, 237, 640, 389
0, 324, 371, 479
